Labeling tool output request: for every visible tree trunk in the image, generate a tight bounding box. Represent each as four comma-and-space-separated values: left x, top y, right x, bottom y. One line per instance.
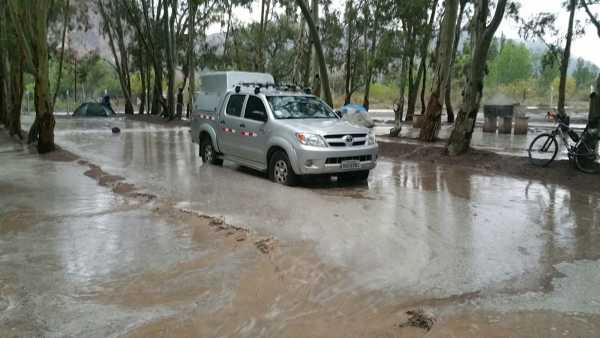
138, 47, 146, 115
310, 0, 320, 93
146, 62, 152, 115
390, 54, 408, 136
8, 0, 55, 152
98, 0, 134, 115
258, 0, 266, 71
343, 0, 353, 104
446, 0, 466, 123
257, 0, 271, 72
152, 67, 164, 115
558, 0, 577, 117
0, 0, 8, 127
292, 16, 306, 84
139, 73, 146, 115
53, 0, 70, 107
405, 34, 418, 119
343, 38, 352, 104
447, 0, 508, 155
223, 3, 233, 63
419, 0, 459, 141
302, 27, 311, 87
420, 59, 427, 115
0, 60, 6, 127
187, 1, 198, 119
161, 0, 177, 119
296, 0, 334, 106
363, 72, 373, 110
407, 62, 423, 122
34, 3, 55, 153
363, 5, 381, 111
7, 53, 24, 138
408, 0, 439, 120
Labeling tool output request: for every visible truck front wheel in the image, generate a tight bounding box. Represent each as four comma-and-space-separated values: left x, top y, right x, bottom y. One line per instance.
269, 151, 299, 186
200, 136, 223, 165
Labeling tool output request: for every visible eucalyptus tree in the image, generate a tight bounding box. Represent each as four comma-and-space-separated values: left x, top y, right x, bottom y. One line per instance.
445, 0, 468, 123
342, 0, 366, 104
389, 0, 435, 136
447, 0, 511, 155
7, 0, 55, 152
295, 0, 333, 106
122, 0, 169, 116
361, 0, 386, 109
97, 0, 135, 115
557, 0, 578, 117
186, 0, 230, 115
405, 0, 437, 122
0, 0, 24, 138
419, 0, 459, 141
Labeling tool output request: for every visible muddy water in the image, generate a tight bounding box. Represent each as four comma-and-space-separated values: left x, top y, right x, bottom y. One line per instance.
47, 118, 600, 297
3, 119, 600, 337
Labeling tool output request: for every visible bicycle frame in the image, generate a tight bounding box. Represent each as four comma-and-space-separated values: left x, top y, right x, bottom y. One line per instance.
551, 122, 598, 159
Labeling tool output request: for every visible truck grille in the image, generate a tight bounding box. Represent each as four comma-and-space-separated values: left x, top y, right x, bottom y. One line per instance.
323, 134, 368, 147
325, 155, 373, 164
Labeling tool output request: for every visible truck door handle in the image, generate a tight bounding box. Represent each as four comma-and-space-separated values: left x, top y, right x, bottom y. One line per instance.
220, 120, 225, 124
239, 123, 246, 128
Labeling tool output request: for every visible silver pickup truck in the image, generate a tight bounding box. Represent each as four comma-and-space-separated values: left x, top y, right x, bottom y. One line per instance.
191, 72, 378, 185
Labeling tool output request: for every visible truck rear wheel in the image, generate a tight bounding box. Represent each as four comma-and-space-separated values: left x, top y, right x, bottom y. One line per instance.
200, 136, 223, 165
269, 151, 299, 186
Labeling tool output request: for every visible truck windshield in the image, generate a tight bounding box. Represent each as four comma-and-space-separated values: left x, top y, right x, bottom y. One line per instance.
267, 96, 338, 120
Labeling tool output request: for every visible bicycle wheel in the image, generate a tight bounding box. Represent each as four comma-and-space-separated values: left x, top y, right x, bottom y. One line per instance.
528, 134, 558, 167
575, 144, 600, 174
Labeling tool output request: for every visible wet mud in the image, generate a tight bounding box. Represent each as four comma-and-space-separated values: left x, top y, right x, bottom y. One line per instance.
378, 137, 600, 193
3, 124, 600, 337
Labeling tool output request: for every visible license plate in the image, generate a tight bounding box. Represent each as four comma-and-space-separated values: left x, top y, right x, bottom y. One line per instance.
341, 160, 361, 169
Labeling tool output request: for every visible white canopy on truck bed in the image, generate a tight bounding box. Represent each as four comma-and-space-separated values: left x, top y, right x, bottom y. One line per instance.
195, 71, 275, 113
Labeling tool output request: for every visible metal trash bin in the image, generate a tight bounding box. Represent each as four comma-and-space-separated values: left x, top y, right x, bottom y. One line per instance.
483, 115, 498, 133
514, 116, 529, 135
484, 105, 514, 134
499, 117, 513, 134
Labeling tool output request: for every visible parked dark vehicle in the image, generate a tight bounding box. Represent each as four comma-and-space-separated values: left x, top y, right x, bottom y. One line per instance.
72, 102, 116, 117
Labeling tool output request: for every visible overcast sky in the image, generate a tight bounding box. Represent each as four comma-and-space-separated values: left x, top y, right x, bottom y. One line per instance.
208, 0, 600, 66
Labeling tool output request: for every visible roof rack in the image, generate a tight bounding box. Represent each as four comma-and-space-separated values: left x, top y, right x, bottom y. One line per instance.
233, 82, 312, 95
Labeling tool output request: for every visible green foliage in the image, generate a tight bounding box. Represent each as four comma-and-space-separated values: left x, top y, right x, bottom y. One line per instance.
28, 52, 122, 103
573, 58, 598, 90
495, 79, 535, 102
487, 41, 532, 86
552, 76, 576, 99
536, 53, 560, 95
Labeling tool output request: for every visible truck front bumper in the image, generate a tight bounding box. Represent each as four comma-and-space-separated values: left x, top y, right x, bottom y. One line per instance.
293, 144, 378, 175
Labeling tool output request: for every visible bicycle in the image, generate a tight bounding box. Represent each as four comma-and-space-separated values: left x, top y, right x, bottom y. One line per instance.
528, 111, 600, 174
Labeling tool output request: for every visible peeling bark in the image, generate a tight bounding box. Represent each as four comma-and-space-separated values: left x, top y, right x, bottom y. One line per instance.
447, 0, 508, 155
445, 0, 467, 123
419, 0, 459, 142
390, 54, 408, 137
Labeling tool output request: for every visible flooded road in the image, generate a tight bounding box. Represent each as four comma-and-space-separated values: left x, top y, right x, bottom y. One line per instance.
2, 117, 600, 337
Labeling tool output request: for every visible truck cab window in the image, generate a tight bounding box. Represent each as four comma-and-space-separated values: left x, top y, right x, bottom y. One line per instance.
226, 95, 245, 117
244, 96, 268, 122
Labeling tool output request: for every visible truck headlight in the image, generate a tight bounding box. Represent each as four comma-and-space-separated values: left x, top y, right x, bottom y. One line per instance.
296, 132, 327, 147
367, 130, 377, 145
